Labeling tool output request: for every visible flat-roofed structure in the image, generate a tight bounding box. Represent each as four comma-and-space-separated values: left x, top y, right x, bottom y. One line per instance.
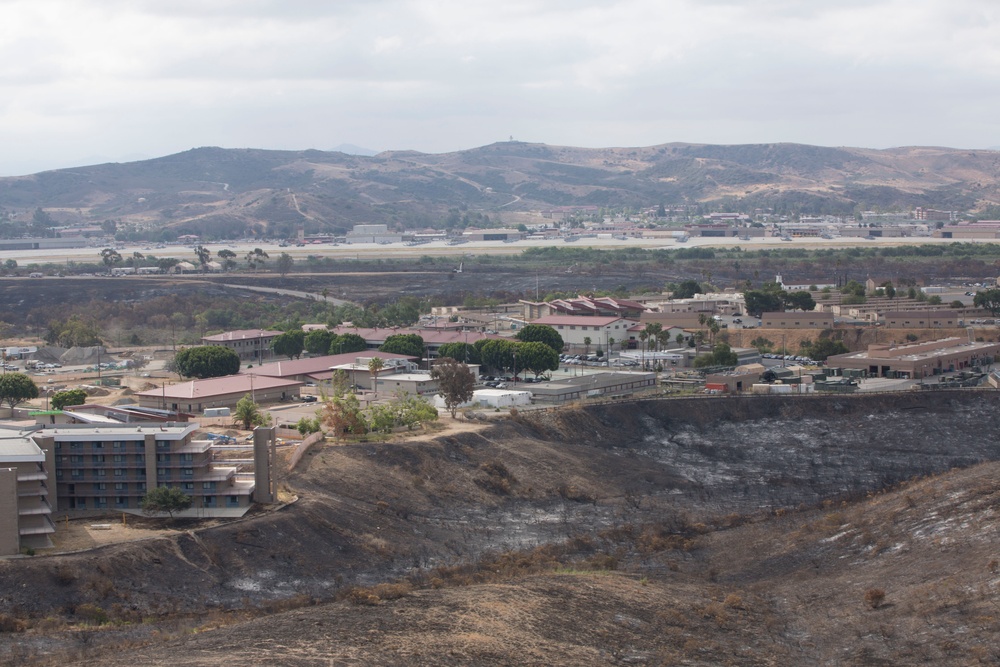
200, 329, 284, 362
881, 310, 962, 328
826, 337, 1000, 379
760, 311, 835, 329
23, 422, 258, 516
0, 433, 55, 554
135, 375, 303, 412
528, 371, 657, 403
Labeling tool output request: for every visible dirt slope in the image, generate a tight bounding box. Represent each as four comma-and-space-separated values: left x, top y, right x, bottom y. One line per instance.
4, 392, 1000, 665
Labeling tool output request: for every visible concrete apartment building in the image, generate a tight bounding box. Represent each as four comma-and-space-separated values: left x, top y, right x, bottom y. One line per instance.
29, 422, 259, 514
826, 338, 1000, 379
0, 433, 55, 555
201, 329, 284, 362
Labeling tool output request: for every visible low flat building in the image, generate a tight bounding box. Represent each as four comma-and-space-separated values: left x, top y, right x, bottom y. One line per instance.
760, 311, 835, 329
327, 327, 503, 357
529, 371, 657, 403
201, 329, 284, 362
826, 337, 1000, 379
881, 310, 962, 328
374, 372, 438, 396
135, 375, 303, 412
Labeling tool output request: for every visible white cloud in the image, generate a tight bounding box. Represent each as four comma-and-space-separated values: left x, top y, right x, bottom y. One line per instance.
0, 0, 998, 175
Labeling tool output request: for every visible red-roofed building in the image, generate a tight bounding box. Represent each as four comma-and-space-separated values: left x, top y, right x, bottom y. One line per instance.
244, 351, 416, 383
201, 329, 285, 362
520, 296, 648, 320
135, 375, 303, 413
327, 327, 503, 358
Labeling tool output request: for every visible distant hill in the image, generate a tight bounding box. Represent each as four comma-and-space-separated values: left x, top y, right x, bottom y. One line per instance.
329, 143, 380, 156
2, 142, 1000, 239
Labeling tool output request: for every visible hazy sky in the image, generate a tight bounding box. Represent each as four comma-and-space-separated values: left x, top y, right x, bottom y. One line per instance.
1, 0, 998, 176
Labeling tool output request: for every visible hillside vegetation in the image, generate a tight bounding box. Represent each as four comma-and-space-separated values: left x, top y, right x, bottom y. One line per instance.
2, 142, 1000, 238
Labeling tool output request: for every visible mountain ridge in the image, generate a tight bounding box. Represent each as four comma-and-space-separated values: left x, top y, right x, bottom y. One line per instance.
1, 141, 999, 239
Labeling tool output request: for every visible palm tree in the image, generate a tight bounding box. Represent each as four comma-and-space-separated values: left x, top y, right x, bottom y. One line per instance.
583, 336, 591, 356
367, 357, 384, 398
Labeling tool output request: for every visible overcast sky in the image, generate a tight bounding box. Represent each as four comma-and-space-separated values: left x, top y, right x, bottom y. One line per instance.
1, 0, 998, 176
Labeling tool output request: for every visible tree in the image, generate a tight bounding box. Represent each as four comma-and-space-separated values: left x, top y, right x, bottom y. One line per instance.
321, 392, 367, 438
217, 248, 238, 271
672, 280, 703, 299
276, 252, 294, 277
140, 486, 192, 519
431, 357, 475, 417
173, 346, 241, 379
583, 336, 591, 356
296, 416, 322, 436
927, 295, 943, 305
379, 334, 425, 358
51, 388, 87, 410
744, 283, 787, 317
436, 342, 480, 365
158, 257, 180, 273
515, 341, 559, 378
515, 324, 564, 353
784, 291, 816, 312
693, 342, 738, 368
0, 373, 38, 409
100, 248, 122, 268
271, 330, 305, 359
130, 251, 145, 268
234, 393, 269, 430
246, 247, 269, 272
304, 329, 333, 356
478, 339, 517, 374
330, 333, 369, 354
193, 245, 211, 271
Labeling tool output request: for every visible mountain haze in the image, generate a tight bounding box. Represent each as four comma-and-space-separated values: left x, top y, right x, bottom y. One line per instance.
2, 142, 999, 238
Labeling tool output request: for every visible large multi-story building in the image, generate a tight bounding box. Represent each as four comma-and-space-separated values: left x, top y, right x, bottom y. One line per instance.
27, 423, 257, 514
0, 432, 55, 555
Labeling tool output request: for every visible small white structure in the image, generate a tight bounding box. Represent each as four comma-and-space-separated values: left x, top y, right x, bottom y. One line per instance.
433, 389, 532, 410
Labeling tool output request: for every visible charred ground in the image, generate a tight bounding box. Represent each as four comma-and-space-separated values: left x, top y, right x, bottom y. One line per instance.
3, 392, 1000, 665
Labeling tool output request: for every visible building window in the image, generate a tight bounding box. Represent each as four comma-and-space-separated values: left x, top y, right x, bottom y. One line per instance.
227, 495, 240, 507
137, 483, 147, 492
55, 442, 62, 450
202, 481, 216, 490
157, 454, 171, 463
113, 441, 125, 450
113, 454, 124, 463
70, 442, 82, 450
183, 482, 194, 490
93, 483, 106, 491
71, 469, 83, 479
156, 440, 170, 450
114, 469, 126, 477
96, 469, 106, 477
93, 441, 104, 449
95, 497, 108, 509
180, 453, 194, 462
115, 497, 127, 507
56, 470, 63, 479
114, 482, 126, 491
203, 496, 216, 508
182, 468, 194, 477
92, 455, 105, 464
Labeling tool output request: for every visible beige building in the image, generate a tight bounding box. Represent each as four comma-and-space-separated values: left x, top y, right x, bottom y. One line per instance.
530, 315, 636, 349
827, 338, 1000, 379
760, 311, 835, 329
135, 375, 303, 413
29, 423, 258, 515
0, 433, 55, 555
201, 329, 284, 362
881, 310, 962, 328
